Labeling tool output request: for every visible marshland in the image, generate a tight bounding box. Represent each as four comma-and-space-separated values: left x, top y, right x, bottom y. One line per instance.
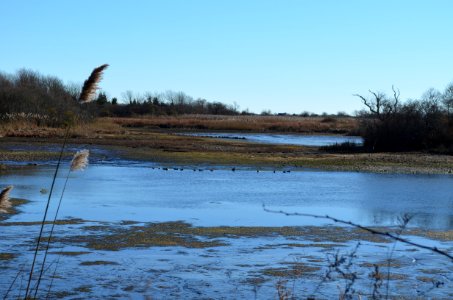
2, 1, 453, 299
1, 68, 453, 299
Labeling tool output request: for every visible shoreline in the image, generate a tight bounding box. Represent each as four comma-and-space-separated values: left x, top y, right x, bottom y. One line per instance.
1, 138, 452, 175
1, 120, 452, 174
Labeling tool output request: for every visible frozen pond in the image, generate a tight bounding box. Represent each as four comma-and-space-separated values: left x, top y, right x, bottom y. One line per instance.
181, 132, 363, 146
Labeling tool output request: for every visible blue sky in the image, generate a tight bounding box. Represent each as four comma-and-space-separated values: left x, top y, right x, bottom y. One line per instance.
1, 0, 453, 114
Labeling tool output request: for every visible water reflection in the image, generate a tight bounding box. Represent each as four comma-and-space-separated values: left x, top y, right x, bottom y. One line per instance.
181, 132, 363, 146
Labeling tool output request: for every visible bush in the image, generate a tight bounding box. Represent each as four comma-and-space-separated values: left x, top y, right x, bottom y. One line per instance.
320, 141, 364, 153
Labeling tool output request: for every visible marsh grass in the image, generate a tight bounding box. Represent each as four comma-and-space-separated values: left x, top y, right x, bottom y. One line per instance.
110, 115, 358, 133
0, 117, 123, 138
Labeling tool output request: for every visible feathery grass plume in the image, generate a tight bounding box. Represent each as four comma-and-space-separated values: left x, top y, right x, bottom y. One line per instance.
71, 149, 89, 171
0, 185, 13, 212
79, 64, 109, 103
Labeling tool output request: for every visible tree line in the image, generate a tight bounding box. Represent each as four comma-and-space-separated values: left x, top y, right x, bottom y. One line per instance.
0, 69, 86, 126
1, 69, 354, 126
3, 68, 453, 153
0, 69, 244, 125
99, 90, 241, 117
356, 84, 453, 153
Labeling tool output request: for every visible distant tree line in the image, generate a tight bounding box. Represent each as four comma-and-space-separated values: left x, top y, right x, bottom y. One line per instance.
0, 69, 356, 126
0, 69, 86, 126
355, 84, 453, 153
99, 90, 242, 117
0, 69, 247, 125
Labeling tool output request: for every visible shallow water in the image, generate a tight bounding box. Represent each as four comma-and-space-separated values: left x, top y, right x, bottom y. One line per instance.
3, 165, 452, 229
181, 132, 363, 146
1, 165, 453, 299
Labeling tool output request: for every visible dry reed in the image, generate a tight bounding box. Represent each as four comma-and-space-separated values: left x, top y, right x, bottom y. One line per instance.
0, 185, 13, 212
71, 149, 89, 171
33, 149, 90, 298
79, 64, 109, 103
26, 64, 107, 298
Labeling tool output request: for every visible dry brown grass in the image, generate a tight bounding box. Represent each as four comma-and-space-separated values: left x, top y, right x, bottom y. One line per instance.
108, 115, 358, 134
0, 115, 357, 139
2, 117, 453, 173
0, 118, 124, 138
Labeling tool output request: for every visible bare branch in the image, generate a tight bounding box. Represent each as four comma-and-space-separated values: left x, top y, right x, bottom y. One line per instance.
353, 93, 378, 115
392, 85, 400, 103
262, 205, 453, 262
391, 85, 400, 113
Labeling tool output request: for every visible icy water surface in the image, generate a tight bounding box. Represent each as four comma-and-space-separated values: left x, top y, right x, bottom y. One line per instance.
181, 132, 363, 146
1, 165, 453, 299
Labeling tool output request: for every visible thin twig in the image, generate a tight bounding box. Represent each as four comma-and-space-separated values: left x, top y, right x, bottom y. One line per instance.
30, 258, 59, 298
262, 205, 453, 261
384, 214, 412, 299
45, 252, 63, 300
2, 264, 26, 300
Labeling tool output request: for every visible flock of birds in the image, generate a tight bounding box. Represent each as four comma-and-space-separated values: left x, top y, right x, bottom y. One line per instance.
152, 167, 292, 173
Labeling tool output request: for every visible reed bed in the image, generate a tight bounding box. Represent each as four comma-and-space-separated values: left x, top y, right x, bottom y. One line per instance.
109, 115, 358, 133
0, 115, 357, 139
0, 118, 123, 138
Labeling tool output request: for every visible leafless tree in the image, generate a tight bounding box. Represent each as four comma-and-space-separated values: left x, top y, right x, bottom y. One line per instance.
443, 83, 453, 117
353, 86, 400, 120
122, 90, 135, 104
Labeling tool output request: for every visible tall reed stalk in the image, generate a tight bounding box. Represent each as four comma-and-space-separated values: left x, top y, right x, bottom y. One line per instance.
32, 150, 89, 298
24, 64, 108, 299
24, 128, 69, 298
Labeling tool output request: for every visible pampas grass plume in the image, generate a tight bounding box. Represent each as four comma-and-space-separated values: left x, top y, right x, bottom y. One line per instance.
0, 185, 13, 212
79, 64, 109, 103
71, 150, 89, 171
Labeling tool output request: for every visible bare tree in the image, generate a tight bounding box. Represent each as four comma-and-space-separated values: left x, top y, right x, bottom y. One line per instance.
122, 90, 135, 104
353, 86, 399, 120
422, 87, 442, 102
443, 83, 453, 117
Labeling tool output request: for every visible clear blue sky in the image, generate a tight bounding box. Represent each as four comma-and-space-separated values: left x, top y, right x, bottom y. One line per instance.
1, 0, 453, 114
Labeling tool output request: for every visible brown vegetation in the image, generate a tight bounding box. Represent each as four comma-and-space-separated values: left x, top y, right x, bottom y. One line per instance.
0, 115, 357, 138
109, 115, 358, 133
1, 116, 452, 173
